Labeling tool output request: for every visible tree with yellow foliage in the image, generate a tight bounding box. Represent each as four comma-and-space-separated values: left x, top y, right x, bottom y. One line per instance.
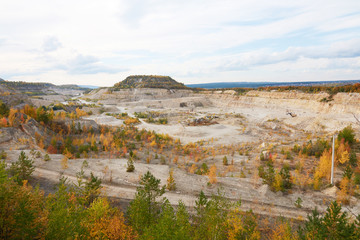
189, 164, 197, 174
75, 108, 87, 118
313, 149, 332, 189
226, 208, 260, 240
61, 156, 68, 169
167, 168, 176, 191
150, 140, 157, 148
335, 139, 351, 165
270, 220, 297, 240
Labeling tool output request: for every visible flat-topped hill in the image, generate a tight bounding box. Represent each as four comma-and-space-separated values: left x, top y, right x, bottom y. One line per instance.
112, 75, 189, 90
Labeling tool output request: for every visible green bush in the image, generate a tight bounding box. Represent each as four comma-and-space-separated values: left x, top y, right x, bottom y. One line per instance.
127, 158, 135, 172
0, 101, 9, 117
0, 150, 7, 160
223, 156, 228, 166
43, 154, 51, 161
338, 125, 356, 145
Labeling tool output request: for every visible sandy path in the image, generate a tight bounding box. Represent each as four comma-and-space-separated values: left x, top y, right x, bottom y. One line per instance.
32, 167, 311, 219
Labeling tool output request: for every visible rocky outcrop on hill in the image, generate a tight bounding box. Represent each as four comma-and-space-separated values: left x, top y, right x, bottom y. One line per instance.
112, 75, 189, 90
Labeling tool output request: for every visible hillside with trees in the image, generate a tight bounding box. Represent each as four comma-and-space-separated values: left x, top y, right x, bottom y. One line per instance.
111, 75, 189, 90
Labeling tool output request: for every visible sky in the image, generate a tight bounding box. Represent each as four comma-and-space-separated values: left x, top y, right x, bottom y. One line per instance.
0, 0, 360, 86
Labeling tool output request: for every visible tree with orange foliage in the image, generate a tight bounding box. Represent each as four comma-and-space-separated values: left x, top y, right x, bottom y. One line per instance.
47, 145, 57, 154
270, 220, 296, 240
208, 164, 217, 184
189, 164, 197, 174
0, 117, 7, 127
63, 148, 73, 159
7, 108, 17, 127
86, 198, 136, 239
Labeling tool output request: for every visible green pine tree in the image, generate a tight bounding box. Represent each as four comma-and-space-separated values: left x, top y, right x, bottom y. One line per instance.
127, 171, 165, 233
9, 151, 35, 184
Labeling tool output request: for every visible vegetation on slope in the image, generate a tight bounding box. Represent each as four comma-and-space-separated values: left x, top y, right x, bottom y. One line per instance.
2, 161, 360, 239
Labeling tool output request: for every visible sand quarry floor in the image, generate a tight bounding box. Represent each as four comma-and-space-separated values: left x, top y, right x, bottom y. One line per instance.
7, 94, 360, 220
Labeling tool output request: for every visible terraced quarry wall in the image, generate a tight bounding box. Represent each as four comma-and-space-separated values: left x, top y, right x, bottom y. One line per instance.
87, 88, 195, 104
208, 90, 360, 115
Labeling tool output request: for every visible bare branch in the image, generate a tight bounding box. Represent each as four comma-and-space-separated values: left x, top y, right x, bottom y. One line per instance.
352, 113, 360, 125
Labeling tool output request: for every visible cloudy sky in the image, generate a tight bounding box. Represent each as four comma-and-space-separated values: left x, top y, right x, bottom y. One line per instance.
1, 0, 360, 86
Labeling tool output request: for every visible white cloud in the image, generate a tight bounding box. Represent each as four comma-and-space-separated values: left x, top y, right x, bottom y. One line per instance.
42, 36, 62, 52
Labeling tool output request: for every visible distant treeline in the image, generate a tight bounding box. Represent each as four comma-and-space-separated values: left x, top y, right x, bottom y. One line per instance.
0, 81, 90, 92
255, 82, 360, 94
0, 81, 54, 89
187, 80, 360, 89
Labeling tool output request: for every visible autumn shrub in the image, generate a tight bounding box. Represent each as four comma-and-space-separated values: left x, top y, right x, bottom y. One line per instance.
301, 138, 330, 157
124, 117, 140, 125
